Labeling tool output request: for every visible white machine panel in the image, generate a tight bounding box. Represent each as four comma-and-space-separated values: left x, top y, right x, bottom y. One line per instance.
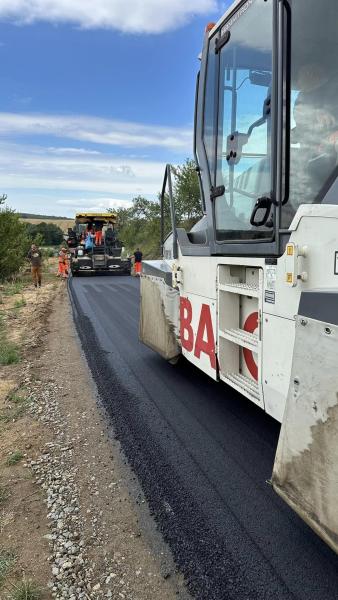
262, 314, 295, 422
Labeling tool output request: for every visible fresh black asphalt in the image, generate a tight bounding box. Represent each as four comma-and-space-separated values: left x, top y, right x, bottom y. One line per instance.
69, 275, 338, 600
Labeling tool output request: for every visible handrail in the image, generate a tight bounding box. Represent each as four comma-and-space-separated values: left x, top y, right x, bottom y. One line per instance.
160, 164, 178, 259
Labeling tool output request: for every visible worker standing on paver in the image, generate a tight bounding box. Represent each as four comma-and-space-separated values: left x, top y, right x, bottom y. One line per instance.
85, 231, 94, 253
95, 222, 103, 246
132, 248, 143, 276
27, 243, 42, 288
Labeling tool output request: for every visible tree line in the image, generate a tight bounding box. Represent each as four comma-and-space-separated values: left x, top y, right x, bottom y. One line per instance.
0, 195, 64, 281
0, 159, 203, 280
113, 159, 203, 257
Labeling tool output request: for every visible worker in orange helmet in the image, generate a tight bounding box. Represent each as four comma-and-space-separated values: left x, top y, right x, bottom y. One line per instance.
58, 247, 69, 279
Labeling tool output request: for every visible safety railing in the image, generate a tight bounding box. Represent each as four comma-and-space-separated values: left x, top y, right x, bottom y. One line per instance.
160, 164, 178, 260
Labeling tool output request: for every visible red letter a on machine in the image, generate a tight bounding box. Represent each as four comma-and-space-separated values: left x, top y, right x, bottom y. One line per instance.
194, 304, 216, 369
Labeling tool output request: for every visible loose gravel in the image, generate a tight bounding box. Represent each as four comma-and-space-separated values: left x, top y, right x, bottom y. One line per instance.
22, 365, 113, 600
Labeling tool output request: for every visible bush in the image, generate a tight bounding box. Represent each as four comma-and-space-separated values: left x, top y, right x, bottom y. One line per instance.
6, 451, 23, 466
44, 247, 55, 258
0, 204, 29, 281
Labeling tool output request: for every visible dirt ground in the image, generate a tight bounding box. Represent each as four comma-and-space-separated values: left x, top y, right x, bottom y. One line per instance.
0, 274, 186, 599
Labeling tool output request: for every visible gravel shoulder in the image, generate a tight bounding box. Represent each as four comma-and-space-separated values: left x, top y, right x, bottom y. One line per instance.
0, 282, 186, 599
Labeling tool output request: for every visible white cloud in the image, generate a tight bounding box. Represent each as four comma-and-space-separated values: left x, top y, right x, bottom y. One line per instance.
47, 146, 101, 156
0, 142, 165, 199
0, 0, 217, 33
0, 112, 192, 152
56, 197, 133, 211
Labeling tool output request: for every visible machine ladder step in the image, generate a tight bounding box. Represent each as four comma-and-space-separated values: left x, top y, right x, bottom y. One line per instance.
220, 372, 261, 405
219, 328, 258, 352
219, 282, 259, 297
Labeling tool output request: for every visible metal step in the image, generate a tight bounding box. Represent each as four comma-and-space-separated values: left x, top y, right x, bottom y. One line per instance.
220, 372, 261, 405
219, 282, 259, 297
93, 256, 106, 267
219, 327, 258, 352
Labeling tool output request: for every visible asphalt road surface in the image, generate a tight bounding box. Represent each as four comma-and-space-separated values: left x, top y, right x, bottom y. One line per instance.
69, 275, 338, 600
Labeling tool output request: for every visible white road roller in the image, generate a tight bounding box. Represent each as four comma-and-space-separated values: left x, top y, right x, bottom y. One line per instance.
140, 0, 338, 552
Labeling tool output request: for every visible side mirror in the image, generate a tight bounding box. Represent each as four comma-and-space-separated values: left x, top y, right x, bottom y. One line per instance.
250, 196, 272, 227
249, 70, 271, 87
226, 132, 249, 165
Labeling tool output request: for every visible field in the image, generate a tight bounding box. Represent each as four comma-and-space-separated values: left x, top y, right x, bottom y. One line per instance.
20, 217, 74, 232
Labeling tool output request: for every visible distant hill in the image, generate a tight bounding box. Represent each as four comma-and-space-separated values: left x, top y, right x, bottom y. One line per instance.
19, 213, 71, 220
20, 214, 74, 233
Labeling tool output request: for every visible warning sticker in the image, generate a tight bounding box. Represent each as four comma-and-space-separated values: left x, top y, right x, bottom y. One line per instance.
265, 290, 275, 304
266, 265, 277, 291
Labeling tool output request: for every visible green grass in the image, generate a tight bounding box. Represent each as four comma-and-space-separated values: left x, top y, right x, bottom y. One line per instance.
6, 451, 23, 467
8, 579, 41, 600
0, 394, 31, 424
0, 485, 10, 504
0, 340, 20, 366
13, 298, 26, 309
3, 283, 24, 297
0, 550, 15, 586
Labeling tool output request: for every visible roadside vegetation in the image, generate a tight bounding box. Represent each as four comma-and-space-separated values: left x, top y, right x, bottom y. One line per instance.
0, 195, 64, 284
1, 158, 201, 274
0, 310, 20, 366
0, 551, 16, 587
5, 578, 41, 600
6, 451, 24, 467
25, 221, 63, 246
0, 266, 58, 597
0, 195, 29, 282
114, 158, 203, 257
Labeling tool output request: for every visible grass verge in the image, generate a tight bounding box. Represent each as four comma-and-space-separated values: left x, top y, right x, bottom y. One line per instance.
7, 578, 41, 600
3, 283, 25, 297
0, 550, 16, 587
0, 341, 20, 366
0, 484, 10, 504
0, 307, 20, 366
0, 392, 32, 424
13, 298, 26, 310
6, 451, 23, 467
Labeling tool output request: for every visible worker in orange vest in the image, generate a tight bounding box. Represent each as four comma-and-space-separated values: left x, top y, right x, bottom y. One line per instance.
132, 248, 143, 276
58, 248, 69, 279
95, 222, 103, 246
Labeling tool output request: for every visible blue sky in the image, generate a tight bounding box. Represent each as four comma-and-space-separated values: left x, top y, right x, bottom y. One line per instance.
0, 0, 229, 217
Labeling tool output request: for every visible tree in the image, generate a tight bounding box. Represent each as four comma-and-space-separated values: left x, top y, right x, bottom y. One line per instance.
107, 159, 204, 259
172, 158, 203, 224
0, 203, 30, 281
26, 222, 64, 245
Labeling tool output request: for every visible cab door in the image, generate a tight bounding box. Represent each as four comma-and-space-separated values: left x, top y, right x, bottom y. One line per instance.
198, 0, 281, 257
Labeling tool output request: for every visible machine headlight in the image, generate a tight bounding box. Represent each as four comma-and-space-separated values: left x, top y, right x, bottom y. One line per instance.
77, 249, 84, 257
